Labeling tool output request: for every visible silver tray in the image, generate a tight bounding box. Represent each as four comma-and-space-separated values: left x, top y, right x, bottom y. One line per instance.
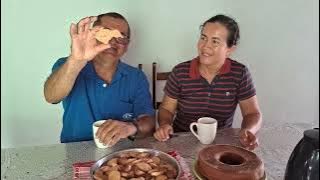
90, 148, 181, 179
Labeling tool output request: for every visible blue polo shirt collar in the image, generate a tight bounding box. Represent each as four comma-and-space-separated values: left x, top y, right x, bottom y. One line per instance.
83, 60, 129, 83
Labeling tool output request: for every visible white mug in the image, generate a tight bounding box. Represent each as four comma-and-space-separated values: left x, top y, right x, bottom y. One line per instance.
92, 120, 109, 148
189, 117, 217, 144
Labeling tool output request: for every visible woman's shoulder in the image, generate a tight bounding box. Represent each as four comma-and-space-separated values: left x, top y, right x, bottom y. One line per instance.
229, 58, 246, 68
172, 58, 195, 71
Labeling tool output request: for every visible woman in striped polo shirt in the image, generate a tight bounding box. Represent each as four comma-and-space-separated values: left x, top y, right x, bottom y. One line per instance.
153, 14, 262, 151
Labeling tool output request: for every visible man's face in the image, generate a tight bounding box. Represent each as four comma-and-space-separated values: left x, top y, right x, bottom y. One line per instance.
197, 22, 234, 66
95, 16, 130, 61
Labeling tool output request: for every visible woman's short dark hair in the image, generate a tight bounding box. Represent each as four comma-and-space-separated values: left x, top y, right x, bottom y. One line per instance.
94, 12, 131, 39
201, 14, 240, 47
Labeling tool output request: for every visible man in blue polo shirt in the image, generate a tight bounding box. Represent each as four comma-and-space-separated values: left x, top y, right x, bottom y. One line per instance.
44, 12, 155, 146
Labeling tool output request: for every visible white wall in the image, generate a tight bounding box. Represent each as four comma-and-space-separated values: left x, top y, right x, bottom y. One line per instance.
2, 0, 318, 148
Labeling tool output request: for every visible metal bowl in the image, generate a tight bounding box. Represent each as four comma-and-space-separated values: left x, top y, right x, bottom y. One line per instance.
90, 148, 181, 179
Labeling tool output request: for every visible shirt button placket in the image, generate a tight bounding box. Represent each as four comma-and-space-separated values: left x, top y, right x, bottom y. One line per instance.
208, 86, 211, 104
209, 81, 215, 98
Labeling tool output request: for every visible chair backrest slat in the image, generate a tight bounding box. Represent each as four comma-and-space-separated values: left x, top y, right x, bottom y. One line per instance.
152, 62, 171, 109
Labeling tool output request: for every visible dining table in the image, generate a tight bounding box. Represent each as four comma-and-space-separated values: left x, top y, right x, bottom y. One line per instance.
1, 122, 313, 180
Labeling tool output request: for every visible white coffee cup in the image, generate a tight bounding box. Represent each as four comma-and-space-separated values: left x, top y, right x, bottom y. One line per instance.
189, 117, 217, 144
92, 120, 109, 148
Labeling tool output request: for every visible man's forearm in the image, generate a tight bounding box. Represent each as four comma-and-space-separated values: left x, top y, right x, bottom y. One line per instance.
44, 56, 85, 103
158, 107, 174, 127
241, 113, 262, 134
136, 115, 155, 137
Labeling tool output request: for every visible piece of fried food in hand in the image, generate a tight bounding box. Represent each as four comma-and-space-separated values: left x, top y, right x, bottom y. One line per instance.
95, 29, 123, 44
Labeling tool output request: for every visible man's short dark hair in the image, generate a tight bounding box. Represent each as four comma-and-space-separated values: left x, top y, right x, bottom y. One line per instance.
94, 12, 131, 39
